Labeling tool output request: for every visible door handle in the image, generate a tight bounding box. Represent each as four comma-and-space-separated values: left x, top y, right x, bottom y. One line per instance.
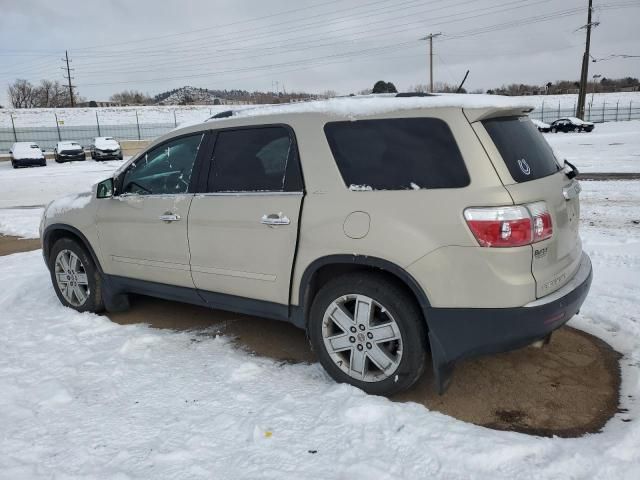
261, 213, 290, 226
159, 213, 181, 222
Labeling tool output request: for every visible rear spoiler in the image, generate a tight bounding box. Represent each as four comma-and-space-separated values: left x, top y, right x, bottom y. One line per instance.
463, 106, 535, 123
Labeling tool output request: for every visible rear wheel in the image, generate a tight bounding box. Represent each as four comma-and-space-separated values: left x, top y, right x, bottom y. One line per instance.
551, 127, 557, 133
118, 153, 124, 160
49, 237, 104, 313
309, 273, 426, 396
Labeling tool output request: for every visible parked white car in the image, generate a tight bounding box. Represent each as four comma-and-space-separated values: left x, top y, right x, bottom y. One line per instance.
9, 142, 46, 169
90, 137, 123, 161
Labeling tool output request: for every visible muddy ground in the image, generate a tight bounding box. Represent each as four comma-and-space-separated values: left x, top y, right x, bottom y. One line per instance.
1, 235, 620, 437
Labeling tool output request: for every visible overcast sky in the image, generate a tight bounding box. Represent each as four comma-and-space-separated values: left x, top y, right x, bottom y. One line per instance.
0, 0, 638, 105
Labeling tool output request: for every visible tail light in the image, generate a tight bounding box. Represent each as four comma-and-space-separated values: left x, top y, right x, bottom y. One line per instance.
464, 202, 552, 248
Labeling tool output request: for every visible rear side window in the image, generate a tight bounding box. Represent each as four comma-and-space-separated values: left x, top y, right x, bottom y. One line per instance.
208, 127, 301, 192
483, 116, 560, 183
324, 118, 469, 190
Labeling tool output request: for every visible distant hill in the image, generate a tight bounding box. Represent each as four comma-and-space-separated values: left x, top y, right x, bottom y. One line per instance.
154, 86, 316, 105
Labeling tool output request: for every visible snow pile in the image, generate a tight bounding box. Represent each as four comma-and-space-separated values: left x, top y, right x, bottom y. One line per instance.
0, 181, 638, 478
10, 143, 44, 160
230, 94, 534, 120
94, 137, 121, 150
0, 208, 42, 238
56, 141, 83, 152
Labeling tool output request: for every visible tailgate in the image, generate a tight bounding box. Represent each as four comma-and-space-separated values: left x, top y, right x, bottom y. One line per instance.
475, 115, 583, 298
504, 174, 582, 297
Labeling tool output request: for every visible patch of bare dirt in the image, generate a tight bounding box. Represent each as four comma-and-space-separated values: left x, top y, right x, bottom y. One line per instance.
109, 295, 621, 438
0, 235, 40, 256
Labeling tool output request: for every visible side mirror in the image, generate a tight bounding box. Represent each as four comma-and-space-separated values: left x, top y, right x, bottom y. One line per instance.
97, 178, 114, 199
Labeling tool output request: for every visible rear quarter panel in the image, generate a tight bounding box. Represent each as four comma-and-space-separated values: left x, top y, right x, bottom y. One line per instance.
289, 108, 519, 307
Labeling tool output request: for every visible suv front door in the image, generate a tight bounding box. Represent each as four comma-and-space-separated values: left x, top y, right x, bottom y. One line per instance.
188, 126, 303, 317
96, 132, 206, 287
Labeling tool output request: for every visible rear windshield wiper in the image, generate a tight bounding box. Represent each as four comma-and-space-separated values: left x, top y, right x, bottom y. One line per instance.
563, 159, 579, 179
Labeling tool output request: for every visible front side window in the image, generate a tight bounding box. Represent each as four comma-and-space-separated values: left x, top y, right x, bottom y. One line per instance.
324, 118, 470, 190
207, 127, 293, 192
121, 133, 203, 195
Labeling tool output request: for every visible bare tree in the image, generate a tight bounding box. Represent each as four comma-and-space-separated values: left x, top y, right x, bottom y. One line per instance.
109, 90, 152, 105
36, 80, 70, 107
8, 79, 37, 108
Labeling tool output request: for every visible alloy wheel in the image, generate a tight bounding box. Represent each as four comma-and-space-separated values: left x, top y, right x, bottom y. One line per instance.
322, 294, 403, 382
54, 249, 90, 307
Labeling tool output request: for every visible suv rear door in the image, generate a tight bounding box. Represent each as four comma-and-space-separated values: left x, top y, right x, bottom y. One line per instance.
474, 115, 582, 298
187, 125, 303, 316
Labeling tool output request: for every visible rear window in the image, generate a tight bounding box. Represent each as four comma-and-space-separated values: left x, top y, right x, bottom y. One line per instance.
324, 118, 469, 190
483, 116, 560, 183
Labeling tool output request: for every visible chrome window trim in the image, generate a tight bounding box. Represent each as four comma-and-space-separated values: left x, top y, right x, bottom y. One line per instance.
194, 191, 303, 197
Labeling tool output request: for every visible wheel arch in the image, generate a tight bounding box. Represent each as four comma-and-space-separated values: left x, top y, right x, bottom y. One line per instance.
294, 255, 432, 331
43, 224, 103, 273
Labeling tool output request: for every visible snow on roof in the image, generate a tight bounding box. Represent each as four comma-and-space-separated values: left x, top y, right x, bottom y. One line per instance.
11, 142, 44, 159
219, 94, 534, 121
566, 116, 594, 125
531, 119, 550, 127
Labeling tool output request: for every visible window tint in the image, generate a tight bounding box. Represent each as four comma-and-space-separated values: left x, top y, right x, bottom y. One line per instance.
208, 127, 293, 192
121, 133, 203, 195
483, 116, 560, 183
324, 118, 469, 190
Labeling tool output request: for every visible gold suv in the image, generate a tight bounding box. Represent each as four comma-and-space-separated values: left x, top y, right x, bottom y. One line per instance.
41, 95, 592, 395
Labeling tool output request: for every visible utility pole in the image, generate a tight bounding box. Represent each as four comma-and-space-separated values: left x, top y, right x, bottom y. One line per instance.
576, 0, 596, 120
420, 33, 442, 93
62, 50, 75, 107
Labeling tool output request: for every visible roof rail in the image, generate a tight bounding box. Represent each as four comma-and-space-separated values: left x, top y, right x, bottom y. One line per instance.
395, 92, 436, 97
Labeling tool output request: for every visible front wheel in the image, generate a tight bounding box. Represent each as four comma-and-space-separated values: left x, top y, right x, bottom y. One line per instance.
551, 128, 557, 133
309, 273, 426, 396
49, 237, 104, 313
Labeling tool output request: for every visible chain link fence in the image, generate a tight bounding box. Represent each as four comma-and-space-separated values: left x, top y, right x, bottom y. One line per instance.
529, 99, 640, 124
0, 110, 185, 153
1, 101, 639, 153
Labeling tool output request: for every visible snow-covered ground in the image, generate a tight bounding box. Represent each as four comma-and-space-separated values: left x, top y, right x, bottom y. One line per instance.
547, 120, 640, 173
511, 91, 640, 110
0, 105, 226, 128
0, 158, 124, 209
0, 179, 638, 478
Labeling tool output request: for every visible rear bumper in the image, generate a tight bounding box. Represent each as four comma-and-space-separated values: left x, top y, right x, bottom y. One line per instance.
427, 252, 593, 392
94, 150, 120, 159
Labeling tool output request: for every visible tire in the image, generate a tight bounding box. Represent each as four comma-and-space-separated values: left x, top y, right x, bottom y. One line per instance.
573, 127, 579, 133
48, 237, 104, 313
11, 160, 17, 169
118, 153, 123, 160
91, 151, 95, 160
308, 273, 426, 396
551, 128, 557, 133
